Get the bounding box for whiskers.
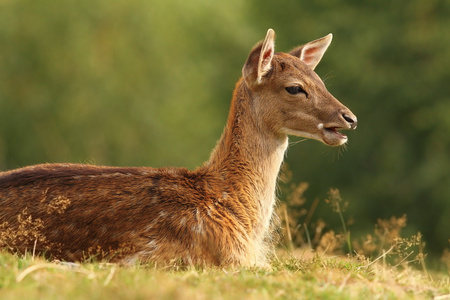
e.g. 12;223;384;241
337;143;348;160
288;138;309;147
320;142;349;161
322;71;335;84
287;138;349;161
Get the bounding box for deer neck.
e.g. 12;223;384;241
204;78;288;238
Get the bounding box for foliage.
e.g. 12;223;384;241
278;171;450;272
0;0;449;260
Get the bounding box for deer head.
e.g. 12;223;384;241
242;29;357;146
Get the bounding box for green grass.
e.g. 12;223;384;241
1;250;448;300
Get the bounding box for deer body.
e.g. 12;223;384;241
0;29;356;266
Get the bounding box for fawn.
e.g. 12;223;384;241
0;29;356;267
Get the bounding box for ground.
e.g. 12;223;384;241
0;249;448;300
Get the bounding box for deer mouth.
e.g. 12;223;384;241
322;126;348;146
280;125;350;147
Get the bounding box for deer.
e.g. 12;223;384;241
0;29;357;267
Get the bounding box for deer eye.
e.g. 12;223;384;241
285;86;307;96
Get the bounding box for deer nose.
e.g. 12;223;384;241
342;113;357;130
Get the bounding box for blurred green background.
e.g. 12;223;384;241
1;0;449;263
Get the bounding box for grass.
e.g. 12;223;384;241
0;249;448;300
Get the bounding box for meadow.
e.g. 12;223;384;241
0;248;448;300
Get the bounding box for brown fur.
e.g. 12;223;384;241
0;29;356;266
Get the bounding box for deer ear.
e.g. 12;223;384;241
289;33;332;70
243;29;275;85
